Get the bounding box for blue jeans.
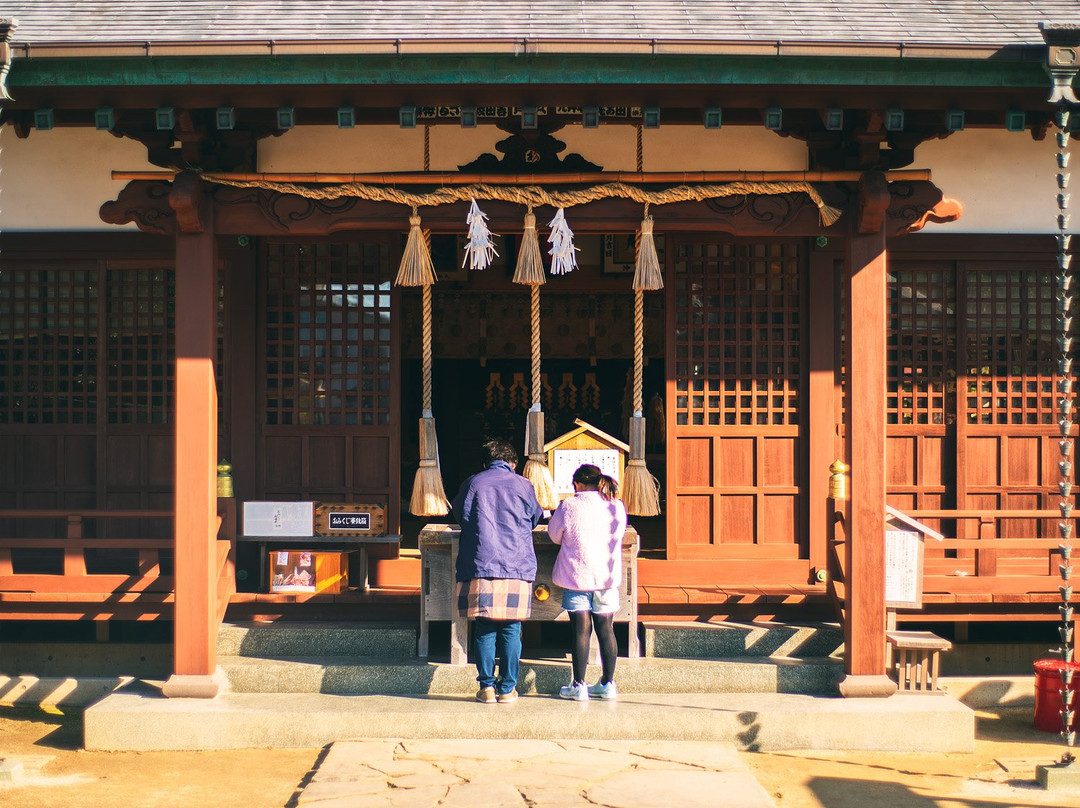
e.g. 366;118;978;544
473;617;522;695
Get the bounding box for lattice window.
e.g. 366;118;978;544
264;241;392;426
0;268;99;424
964;267;1065;425
673;241;802;426
887;268;957;425
104;268;175;425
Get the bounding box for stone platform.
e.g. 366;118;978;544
83;687;975;753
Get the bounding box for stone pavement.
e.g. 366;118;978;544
296;738;776;808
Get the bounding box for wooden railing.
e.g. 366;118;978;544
0;499;236;622
829;503;1071;625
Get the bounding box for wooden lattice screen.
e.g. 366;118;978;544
886;267;957;426
673;242;802;427
964;266;1059;425
264;242;393;426
0;267;100;424
104;268;175;425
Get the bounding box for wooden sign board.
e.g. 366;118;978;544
313;502;386;537
884;529;925;609
544;419;629;501
883;506;942;609
242;501;314;537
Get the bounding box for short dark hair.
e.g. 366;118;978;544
482;438;518;467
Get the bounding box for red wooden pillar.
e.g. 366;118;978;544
839;172;897;698
162;175;224;698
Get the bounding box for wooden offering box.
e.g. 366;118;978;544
418;523;640;664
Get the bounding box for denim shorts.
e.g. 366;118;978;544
561;587;620;615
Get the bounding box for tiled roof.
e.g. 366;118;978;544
2;1;1077;47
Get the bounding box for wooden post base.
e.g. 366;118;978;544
162;669;229;699
838;674;898;699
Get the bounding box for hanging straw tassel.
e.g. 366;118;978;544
463;198;498;270
395;207;437;287
520;288;559;510
632;207;664;292
622;210;663;516
395;219;449;516
547;208;578;276
408;282;450;516
513;208;545;285
514;235;559;510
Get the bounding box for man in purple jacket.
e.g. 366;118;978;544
452;438;542;704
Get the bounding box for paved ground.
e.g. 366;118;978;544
2;705;1080;807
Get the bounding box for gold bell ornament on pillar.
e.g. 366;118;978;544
217;461;234;498
828;460;848;500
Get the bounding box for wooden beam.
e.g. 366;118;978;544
113;169;934;184
162;205;224;699
839;172;895;698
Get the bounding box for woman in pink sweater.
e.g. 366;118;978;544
548;463;628;700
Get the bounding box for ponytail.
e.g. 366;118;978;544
572;463;620;501
596;473;619;501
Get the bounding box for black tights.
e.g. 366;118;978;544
570;610;617;684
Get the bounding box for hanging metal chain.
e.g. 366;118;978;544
1055;103;1076;765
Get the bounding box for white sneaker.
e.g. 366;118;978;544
588;681;618;700
559;681;589;701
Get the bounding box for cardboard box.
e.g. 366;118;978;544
268;550;348;594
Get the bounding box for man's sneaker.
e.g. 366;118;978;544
476;686;497;704
588;681;618;700
559;681;589;701
496;688;518;703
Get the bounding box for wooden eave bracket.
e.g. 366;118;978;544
856;171;891;234
897;196;963;235
168;171;207;234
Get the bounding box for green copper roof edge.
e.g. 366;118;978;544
6;53;1049;89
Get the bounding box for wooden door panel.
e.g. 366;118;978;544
675;436;713;488
762;436;798;487
717;437;754;487
719;495;755;544
265;436;303;489
965;436;1001;487
763;494;799;544
308;436;347;489
675;495;713;546
353;435;393;489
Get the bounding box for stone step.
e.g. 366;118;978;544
220;655;844;696
217;621;417;659
83;689;976;753
644;621;844;660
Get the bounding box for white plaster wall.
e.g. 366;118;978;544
917;129;1060;235
257;122;808;173
258;125;505;172
0;127;155;231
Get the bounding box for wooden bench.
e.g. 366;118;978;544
0;500;236;627
886;629;952;692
